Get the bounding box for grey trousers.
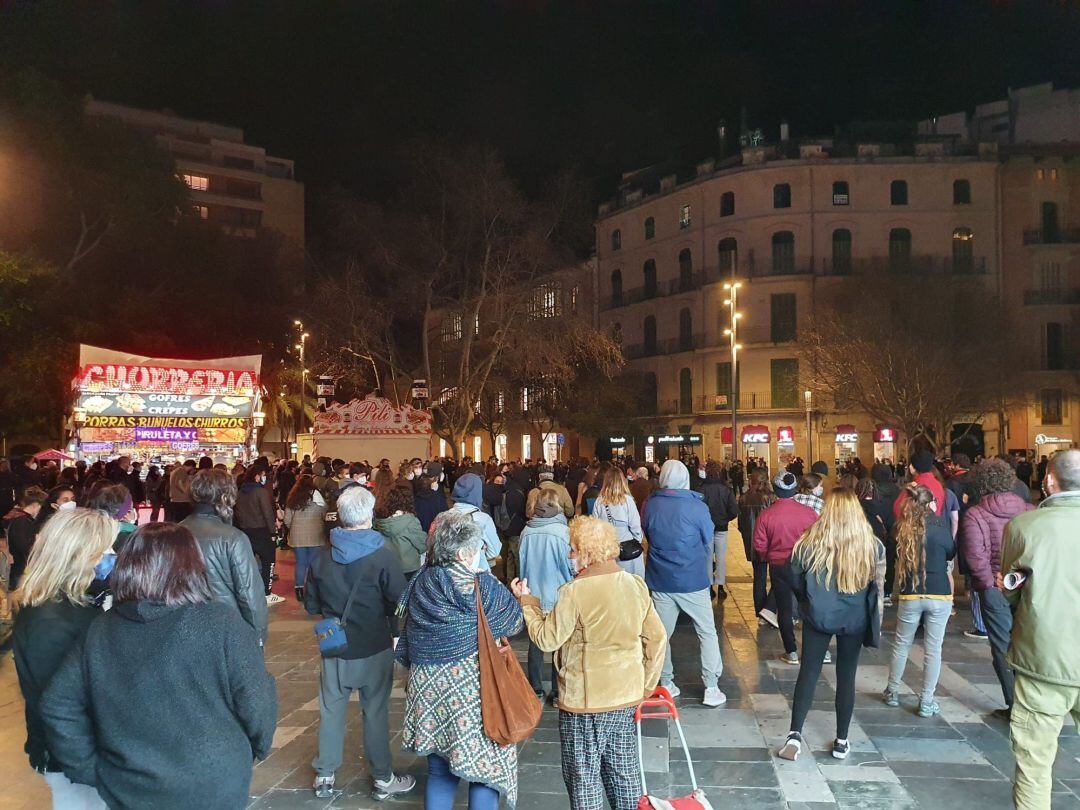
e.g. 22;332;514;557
651;588;723;688
711;530;728;585
312;648;394;780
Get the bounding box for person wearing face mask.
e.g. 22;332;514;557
3;486;48;591
14;456;44;498
13;507;117;809
414;473;447;534
235;467;281;602
36;485;77;532
84;482;138;554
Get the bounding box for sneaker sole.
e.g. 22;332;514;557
703;697;728;707
777;744;800;761
832;748;849;760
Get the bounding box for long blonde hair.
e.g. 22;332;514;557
598;465;631;505
792;487;877;594
894;484;935;593
13;508;117;609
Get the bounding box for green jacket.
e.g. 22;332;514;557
374;513;427;574
1001;492;1080;686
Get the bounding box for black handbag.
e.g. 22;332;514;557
863;579;881;649
596;502;644;562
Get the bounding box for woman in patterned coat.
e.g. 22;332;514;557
397;511;524;808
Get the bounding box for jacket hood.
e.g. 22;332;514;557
113;600;182;623
527;513;568;528
452;473;483;508
375;513;417;533
658;459;690;490
329;527;385;564
980;491;1029;518
651;487;703;502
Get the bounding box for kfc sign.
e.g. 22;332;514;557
874;427;896;443
777;426;795;444
835;424;859;443
741;425;771;443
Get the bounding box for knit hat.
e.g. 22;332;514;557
533;500;561;519
537;464;555;480
911;451;935;474
773;472;798;498
810;460;829;477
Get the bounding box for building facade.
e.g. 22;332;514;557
85;98;305;245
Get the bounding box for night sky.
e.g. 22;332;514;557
3;0;1079;200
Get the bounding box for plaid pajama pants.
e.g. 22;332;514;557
559;707;642;810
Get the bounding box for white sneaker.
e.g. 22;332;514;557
373;774;416;798
703;687;727;707
266;593;286;605
779;652;799;665
660;682;682;698
313;775;335;798
759;608;779;628
823;650;832;664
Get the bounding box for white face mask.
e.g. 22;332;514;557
431;482;439;491
569;557;580;576
698;469;706;479
357;475;368;485
56;500;77;511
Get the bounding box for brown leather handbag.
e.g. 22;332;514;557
475;580;542;746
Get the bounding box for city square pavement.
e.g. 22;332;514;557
3;529;1080;810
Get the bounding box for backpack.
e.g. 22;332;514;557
493;493;512;532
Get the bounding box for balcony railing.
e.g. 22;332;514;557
1024;288;1080;305
624;334;705;360
1023;227;1080;245
601;273;703;312
659;391;800;415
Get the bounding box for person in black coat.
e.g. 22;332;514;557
13;508;115;808
2;486;48;590
41;523;277;810
414;474;448;533
699;461;739;600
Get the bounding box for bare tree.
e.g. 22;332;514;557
801;273;1028;455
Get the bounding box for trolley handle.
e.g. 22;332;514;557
635;687;699;795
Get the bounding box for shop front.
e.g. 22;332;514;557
72;345;262;465
1035;432;1076;457
776;425;796;468
741;425;771;465
647;432;702;462
834;424;859;465
719;427;733;461
873;426;899;465
608;436;630;459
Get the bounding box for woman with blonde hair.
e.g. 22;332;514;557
883;484;955;718
778;487;884;762
12;508;117;808
512;516;666;810
591;464;645;576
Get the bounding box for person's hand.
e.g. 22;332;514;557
995;571;1004;590
510;578;531;599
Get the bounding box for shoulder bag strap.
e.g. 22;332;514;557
338;574;366;624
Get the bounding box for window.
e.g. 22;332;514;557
641;372;658;415
522;434;532;460
953;179;971;205
678;248;693;290
679;368;693;414
611;229;622;251
1045;323;1067;370
193;204;209;220
528;282;562;320
831;228;852;275
473;436;482;460
610;270;623;307
643;316;657;355
570;285;579;315
1040;389;1064;424
773;183;791;209
521;386;530;412
441;314;463;343
1037;168;1046;181
890;180;908;205
720;191;735;217
1042;202;1060;243
496;434;508;460
678;308;693;351
771;231;795;275
770;359;799;410
832;181;849;206
611;322;622;345
888;228;912;272
1051;168;1060;181
644;217;655;240
715;362;738;410
770;293;797;342
643;260;657;298
717;238;738;274
182;173;209;191
439;438;447;457
224;206;261;227
679;204;691;229
1039;261;1062;291
473;313;480;336
952;227;974;273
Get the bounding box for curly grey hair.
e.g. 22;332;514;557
430;511;483;566
189;469;238;522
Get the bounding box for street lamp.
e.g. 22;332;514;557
723;281;743;461
294;320;309;434
804;390;813;464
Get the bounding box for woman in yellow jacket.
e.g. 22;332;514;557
512;516;667;810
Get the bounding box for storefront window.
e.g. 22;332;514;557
834;425;858;464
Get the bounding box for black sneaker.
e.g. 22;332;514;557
778;731;803;761
294;586;305;602
832;739;850;760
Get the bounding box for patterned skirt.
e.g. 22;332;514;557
401;653;518;806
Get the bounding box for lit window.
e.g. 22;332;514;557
570;285;579;315
193;205;209;220
522;387;530;412
522;434;532;460
441;314;463;343
473;436;482;459
182;173;209;191
1051;168;1059;181
528;282;562;320
831;181;849;206
679;204;691;229
1036;169;1046;181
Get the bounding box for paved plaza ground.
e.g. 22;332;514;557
3;530;1080;810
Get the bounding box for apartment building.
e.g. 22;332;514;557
85;98;305;245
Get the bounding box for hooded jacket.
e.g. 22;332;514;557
641;461;714;593
444;474;501;567
961;491;1035;592
304;527;406;659
518;513;573;612
40;600;276;810
413;486;448;533
374;512;428;574
181;505;269;644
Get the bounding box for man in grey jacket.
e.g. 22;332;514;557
182;469;269;646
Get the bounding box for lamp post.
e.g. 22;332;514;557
294;320;309;436
804;389;813;464
72;406;87;459
723;281;743;461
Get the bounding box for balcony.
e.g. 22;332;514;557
746;257;815;278
659;391;799;415
624;334;705;360
1024;289;1080;305
1023;227;1080;246
602;273;704;312
821;255;988;276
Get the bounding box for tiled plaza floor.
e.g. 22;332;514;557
3;528;1079;809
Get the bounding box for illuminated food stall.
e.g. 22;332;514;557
308;394;432;463
71;345;263;464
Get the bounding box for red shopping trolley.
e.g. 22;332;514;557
635;687;716;810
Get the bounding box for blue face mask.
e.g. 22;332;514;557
94;553;117;581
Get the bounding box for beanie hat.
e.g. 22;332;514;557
773;472;798;498
537;464;555;480
810;460;829;477
912;451;935;474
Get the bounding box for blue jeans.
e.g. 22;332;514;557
294;546;319;589
426;754;499;809
887;597;952;704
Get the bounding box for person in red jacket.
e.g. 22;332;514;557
959;458;1034;718
753;474;823;664
893;451;944;521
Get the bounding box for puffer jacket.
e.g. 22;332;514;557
960;491;1034;591
374;512;427;574
180;505;269;644
520;560;667;713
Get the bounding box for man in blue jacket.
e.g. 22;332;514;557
643;459;725;707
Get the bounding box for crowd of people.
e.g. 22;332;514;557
1;444;1077;810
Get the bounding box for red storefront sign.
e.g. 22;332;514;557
835;424;858;443
741;425;771;443
874;427;897;443
721;427;733;444
77;364;258;397
777;426;795;444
